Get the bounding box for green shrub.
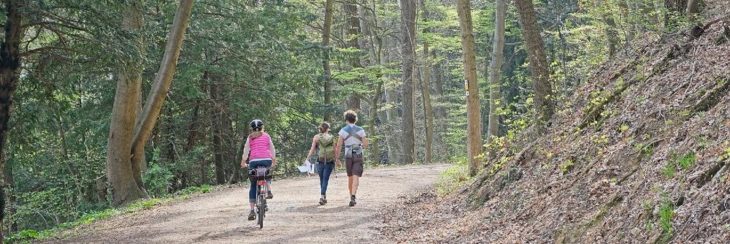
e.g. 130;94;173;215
677;152;696;170
662;163;676;178
559;159;575;175
435;157;471;196
658;199;674;242
143;162;174;197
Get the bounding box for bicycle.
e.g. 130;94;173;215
248;166;272;229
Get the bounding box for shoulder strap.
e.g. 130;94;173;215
343;126;363;143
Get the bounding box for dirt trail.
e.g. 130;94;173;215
45;164;448;244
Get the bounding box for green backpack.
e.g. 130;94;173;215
317;133;336;162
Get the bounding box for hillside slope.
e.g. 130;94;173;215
378;9;730;244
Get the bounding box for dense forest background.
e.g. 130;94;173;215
0;0;715;239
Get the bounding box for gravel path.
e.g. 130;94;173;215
45;164;448;244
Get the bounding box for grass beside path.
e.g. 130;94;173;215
7;185;213;243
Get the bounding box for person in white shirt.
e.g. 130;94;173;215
334;110;368;207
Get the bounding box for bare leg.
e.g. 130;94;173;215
351;175;360;196
348;176;354;195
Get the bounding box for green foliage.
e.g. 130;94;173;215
143;150;174;197
435;157;471;196
721;144;730;162
663;151;697;177
677;152;696;170
633;141;655;159
662;163;676;178
7;184;214;242
658;198;674;242
560;159;575;175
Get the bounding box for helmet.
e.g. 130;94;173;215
249;119;264;130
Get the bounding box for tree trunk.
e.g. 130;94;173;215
367;83;383;163
106;0;149;206
432;53;447;159
514;0;554;126
399;0;417;165
487;0;506;140
686;0;700;13
421;0;434;164
210;76;226;184
107;0;194;206
362;2;382;164
185;102;200;152
130;0;194;180
0;0;23;240
322;0;334;122
345;0;363;111
457;0;483;176
3;153;17;234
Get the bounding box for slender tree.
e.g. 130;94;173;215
514;0;554;125
399;0;417;165
421;0;434;164
345;0;363;111
487;0;506;140
456;0;483;176
322;0;334;122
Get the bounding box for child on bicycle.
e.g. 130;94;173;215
240;119;277;221
305;122;337;205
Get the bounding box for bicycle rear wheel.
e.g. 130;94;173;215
257;191;265;228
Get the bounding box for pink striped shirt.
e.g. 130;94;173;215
242;132;276;162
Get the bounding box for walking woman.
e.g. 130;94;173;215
305;122;337;205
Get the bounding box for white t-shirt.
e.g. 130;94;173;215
338;124;366;146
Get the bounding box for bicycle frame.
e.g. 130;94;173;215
250;166;271;229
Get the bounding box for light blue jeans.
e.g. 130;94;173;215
317;161;335;195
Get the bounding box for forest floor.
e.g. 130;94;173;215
41;164;448;244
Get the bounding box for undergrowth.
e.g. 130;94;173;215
7;185;212;243
435;156;472;196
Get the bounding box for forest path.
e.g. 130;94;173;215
47;164;448;244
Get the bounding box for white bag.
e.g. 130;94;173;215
297;159;312;173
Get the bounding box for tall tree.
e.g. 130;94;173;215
345;0;363;111
420;0;434;164
210;74;226;184
487;0;506;140
514;0;554;125
107;0;194;206
106;0;149;206
456;0;483;176
0;1;24;240
399;0;417;165
360;1;383;164
322;0;334;122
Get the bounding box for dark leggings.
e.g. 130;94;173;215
317;161;335;195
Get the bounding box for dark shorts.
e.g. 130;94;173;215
346;156;363;177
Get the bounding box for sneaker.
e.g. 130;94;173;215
319;197;327;205
267;191;273;199
247;210;256;220
349;196;356;207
